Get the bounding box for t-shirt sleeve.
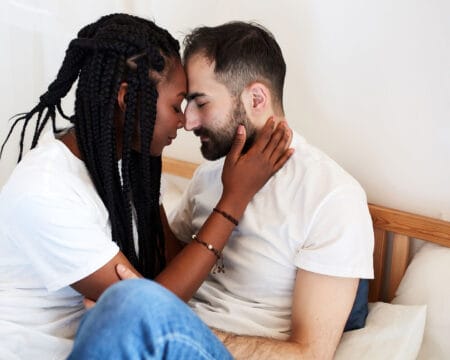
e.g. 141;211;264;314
295;185;374;279
9;193;119;292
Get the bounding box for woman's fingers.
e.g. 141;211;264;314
273;147;295;172
116;264;140;280
224;125;246;167
267;123;293;164
261;120;289;158
249;117;275;153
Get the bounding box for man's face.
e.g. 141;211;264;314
184;54;256;160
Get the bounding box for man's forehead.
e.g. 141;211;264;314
184;55;231;99
186;52;214;68
185;54;215;79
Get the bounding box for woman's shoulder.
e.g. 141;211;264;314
1;134;91;204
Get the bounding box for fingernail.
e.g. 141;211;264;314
237;125;244;134
117;264;125;273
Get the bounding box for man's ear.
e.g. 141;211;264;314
241;82;270;115
117;82;128;111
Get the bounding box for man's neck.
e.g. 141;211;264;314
253;111;286;132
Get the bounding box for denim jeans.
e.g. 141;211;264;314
68;279;232;360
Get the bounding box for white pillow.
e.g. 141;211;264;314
334;302;426;360
392;242;450;359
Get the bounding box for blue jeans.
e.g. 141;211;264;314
68;279;232;359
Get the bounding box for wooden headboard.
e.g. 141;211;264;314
162;156;450;303
368;204;450;302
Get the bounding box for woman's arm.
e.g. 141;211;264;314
155;119;293;301
71;251;142;301
72;119;291;303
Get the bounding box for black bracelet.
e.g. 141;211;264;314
213;207;239;226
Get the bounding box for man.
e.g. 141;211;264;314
74;21;373;359
166;21;374;359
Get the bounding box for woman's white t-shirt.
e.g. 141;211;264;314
0;132;119;359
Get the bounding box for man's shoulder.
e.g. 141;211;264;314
290;131;362;189
192;158;224;182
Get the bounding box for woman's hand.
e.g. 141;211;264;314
82;264;140;310
153;118;292;302
116;263;140;280
221;117;293;208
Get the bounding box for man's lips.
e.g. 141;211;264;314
194;129;210;142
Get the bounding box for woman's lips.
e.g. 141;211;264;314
167;135;177;145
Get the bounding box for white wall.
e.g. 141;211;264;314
152;0;450;220
0;0;148;186
1;0;449;220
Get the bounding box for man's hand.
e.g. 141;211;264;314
83;297;96;310
211;328;229;342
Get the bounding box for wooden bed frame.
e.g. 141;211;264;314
162;156;450;303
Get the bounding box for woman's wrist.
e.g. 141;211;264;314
216;194;249;222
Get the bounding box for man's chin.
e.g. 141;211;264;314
200;147;222;161
200;143;229;161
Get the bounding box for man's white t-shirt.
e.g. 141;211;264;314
0;132;119;359
169;131;374;340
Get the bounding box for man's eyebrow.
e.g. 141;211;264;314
185;92;206;101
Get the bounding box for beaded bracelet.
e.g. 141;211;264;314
213;207;239;226
192;234;225;273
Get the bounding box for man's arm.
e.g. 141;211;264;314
210;269;358;360
211;328;307;360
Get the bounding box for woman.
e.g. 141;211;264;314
0;13;292;359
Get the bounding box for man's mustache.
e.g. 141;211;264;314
194;128;213;138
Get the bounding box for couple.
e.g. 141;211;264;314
0;13;373;360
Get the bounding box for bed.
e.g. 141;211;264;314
161;156;450;359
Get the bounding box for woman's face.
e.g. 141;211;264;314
149;60;187;156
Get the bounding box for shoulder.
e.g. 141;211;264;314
193;158;224;178
187;158;224;192
269;131;368;231
287;131;365;197
1;134;99;219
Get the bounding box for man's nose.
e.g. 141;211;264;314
184;102;201;131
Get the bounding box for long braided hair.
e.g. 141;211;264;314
0;14;180;278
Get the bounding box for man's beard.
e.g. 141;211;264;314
194;101;257;161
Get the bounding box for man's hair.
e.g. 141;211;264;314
183;21;286;114
0;13;180;279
